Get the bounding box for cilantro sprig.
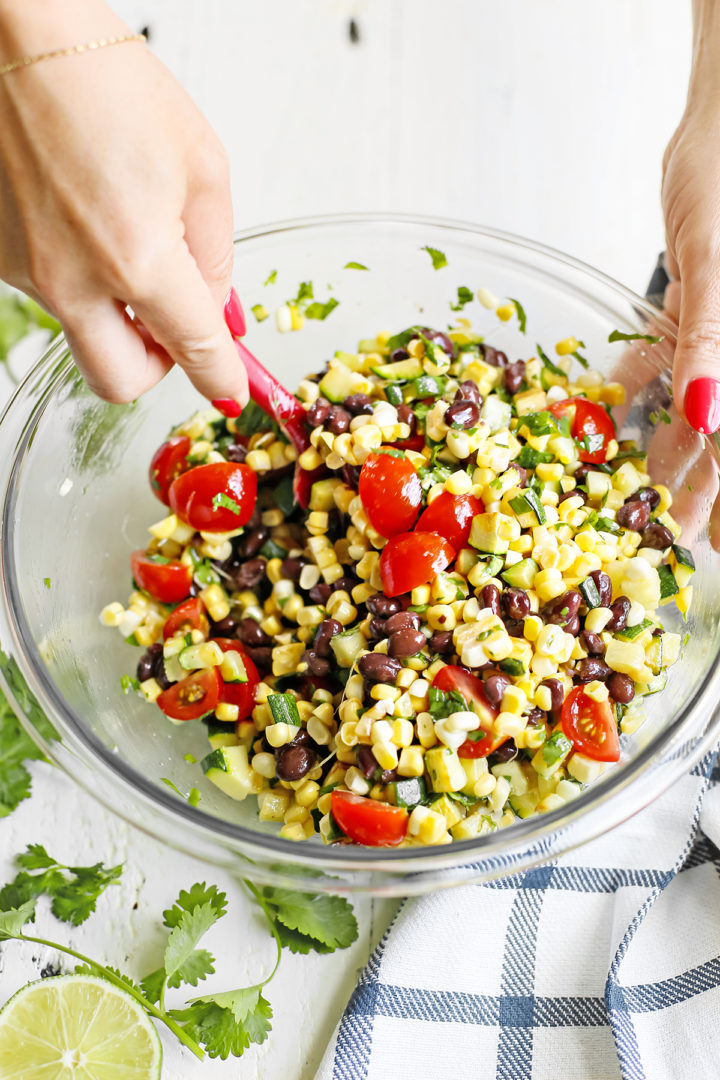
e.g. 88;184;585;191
0;651;58;817
422;246;448;270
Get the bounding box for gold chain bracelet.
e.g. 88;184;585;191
0;33;147;78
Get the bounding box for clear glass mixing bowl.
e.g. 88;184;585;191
1;214;719;896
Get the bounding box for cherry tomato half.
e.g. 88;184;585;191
432;666;505;759
213;638;260;720
549;397;616;464
416;490;484;551
157;668;221;722
162;598;209;642
561;685;620;762
330;790;408;847
149;436;191;505
379;531;455;597
130;551;192;604
359;450;422;538
169;461;258;533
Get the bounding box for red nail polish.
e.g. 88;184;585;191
684;377;720;434
224;288;246;338
212;397;243;419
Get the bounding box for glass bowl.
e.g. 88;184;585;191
1;214;719;897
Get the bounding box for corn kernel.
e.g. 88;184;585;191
416;711;437;748
215;702;240;723
100;601;125;627
397;746;425;777
408;805;447;844
391;718;414;747
372;740;399;770
251;752;276;778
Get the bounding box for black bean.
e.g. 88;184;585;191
380;769;398;784
574;463;599;482
224;442;247;463
640;522;674;550
415;327;456;358
308;583;332;605
307;398;331;427
136;643;161;683
280;557;305;582
388;628;426;658
242;528;269;558
542;678;564;715
481;583;501;617
429;631;454;655
237;617;271;647
366;595;402;617
325;406;351;435
526;707;546;727
302;650;330;677
490;739;518;764
576;657;612;682
607;671;635;704
605;596;630;633
331;575;358;594
385;611;421;634
314;618;342;658
483;672;511;707
580;630;605;656
505;619;526;637
357;653;401;684
511;464;527;488
244;645;272;673
503;588;531;620
482;345;508;368
368;616;389;640
396;404;417;434
210;615;238;637
342;463;361;489
343;393;373;415
616;500;651;532
152;650;173;690
356;745;378;779
636;486;661;510
458;379;482;404
543;590;582;631
390;347;410;363
444;400;481;429
232;557;267;589
559;488;587;505
589;570;613;607
275;743;318;782
504;360;526;393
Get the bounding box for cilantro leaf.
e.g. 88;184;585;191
258;887;358;951
232;400;281;439
608;329;663;344
305;298;339;321
428;685;468;720
421;246;448;270
572;349;589;369
344;261;369;270
536;343;566;378
450;286;474;312
15;843;55;870
140;967;167;1006
164;901;223;983
264;269;277;286
0;653;58;817
0;847;121;926
508;298;527;334
172;989;273;1059
0;900;36;939
212;492;242;515
163;882;228;928
167;948;215;990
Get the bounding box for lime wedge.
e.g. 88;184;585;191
0;973;162;1079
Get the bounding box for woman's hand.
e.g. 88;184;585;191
0;0;247;407
662;0;720;435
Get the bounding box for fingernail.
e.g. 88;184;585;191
684;377;720;434
212;397;243;419
224;288;246;338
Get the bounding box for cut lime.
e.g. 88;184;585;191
0;973;162;1079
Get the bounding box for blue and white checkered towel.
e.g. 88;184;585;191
319;753;720;1080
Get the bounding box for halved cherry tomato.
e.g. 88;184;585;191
331;790;408;846
130;551;192;604
157;668;221;722
213;638;260;720
379;531;454;597
432;666;505;759
561;685;620;761
149;436;191;505
416;490;484;551
162;598;209;642
359;450;422;537
169;461;257;532
549;397;615;464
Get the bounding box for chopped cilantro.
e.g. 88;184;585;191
450;286;474;312
43;577;51;589
264;269;277;286
536;343;566;378
608;329;663;344
305;298;339;321
212;492;242;515
428;685;468;720
422;246;448;270
250;304;268;323
344;262;369;271
120;675;140;695
508;298;527;334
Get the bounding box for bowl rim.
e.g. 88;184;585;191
2;211;718;876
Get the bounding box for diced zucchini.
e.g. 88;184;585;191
200;745;262;800
586;472;612;500
481;396;512;433
501;558;539;589
309;478;343;511
579;576;601;609
429;793;465;828
657;564;679;600
671;543;695;570
451;812;497;839
605;638;653;683
267;692;302;727
469;512;514;555
394;776;427;809
319;363;363;403
334;349;365;372
205;718;240;749
370;357;423;380
498;657;526;676
676;585;693;619
491;759;529;795
406;374;446;400
509;490;546;526
384;383;405;406
509;790;541;818
531;731;572;778
616;618;654;641
220;650;248;683
330;628;365;668
567;753;607;784
672;564;694;589
425;747;466;792
178;641;223;671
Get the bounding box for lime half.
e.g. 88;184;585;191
0;973;162;1079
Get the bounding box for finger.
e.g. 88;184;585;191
129;239;249;407
61;298;173;403
672;252;720;433
183;166;234;310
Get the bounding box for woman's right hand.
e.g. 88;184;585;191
0;0;248;407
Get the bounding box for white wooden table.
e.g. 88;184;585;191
0;2;692;1076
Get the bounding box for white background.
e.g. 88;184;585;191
0;2;694;1078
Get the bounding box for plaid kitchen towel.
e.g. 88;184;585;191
318;752;720;1080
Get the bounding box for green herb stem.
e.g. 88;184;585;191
242;881;283;985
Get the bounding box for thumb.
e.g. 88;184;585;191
130;238;249;409
673;254;720;434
